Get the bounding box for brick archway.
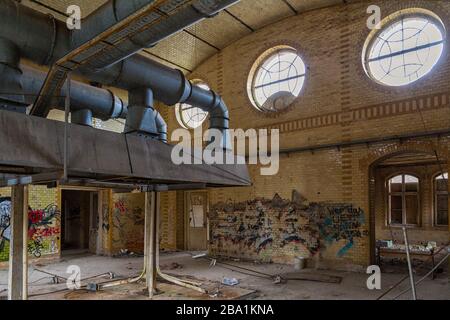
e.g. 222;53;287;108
362;139;448;264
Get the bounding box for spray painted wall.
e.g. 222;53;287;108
111;192;145;254
209;192;368;265
0;186;60;262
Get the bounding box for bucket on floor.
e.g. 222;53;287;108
294;257;306;270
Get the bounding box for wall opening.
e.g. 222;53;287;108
185;191;208;251
369;151;449;270
61;190;98;254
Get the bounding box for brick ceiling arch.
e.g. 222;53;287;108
21;0;355;74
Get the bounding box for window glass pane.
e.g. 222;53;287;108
252;49;306;112
390;195;403;224
405;195;418;225
364;13;445;86
389;175;403;192
436;173;448;192
436;194;448;225
405;175;419;192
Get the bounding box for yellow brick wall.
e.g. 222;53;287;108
0;186;59;265
159;0;450;270
375;164;449;245
160;191;178;251
110;192;145;254
3;0;450;269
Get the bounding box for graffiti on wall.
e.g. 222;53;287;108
0;198;60;261
0;198;11;261
27;204;60;258
102;203;110;232
114;199;127;215
210;192;368;261
111;194;145;254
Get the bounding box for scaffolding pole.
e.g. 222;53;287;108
402;227;417;300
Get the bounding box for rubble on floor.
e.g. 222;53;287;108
0;252;448;300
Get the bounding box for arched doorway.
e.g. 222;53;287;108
368;151;448;267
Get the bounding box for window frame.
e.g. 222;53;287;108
362;10;446;87
386;173;421;227
433;172;449;227
250;47;306;112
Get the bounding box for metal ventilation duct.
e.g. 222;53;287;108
20;65;127;121
9;64;169;141
0;0;237;148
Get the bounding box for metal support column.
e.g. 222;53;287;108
63;72;71;182
145;191;157;298
7;185;28;300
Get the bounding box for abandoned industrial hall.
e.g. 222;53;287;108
0;0;448;302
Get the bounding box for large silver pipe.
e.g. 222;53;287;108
0;0;236;74
20;65;127;121
21;65;169;139
0;0;233;147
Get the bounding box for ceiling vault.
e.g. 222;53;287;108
20;0;353;74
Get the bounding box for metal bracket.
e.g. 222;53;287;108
0;171;64;188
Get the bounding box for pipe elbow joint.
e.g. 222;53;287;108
208;91;229;130
154;110;168;143
107;89;127;120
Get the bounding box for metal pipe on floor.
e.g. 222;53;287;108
376;241;450;300
393;252;449;300
402;227;417;300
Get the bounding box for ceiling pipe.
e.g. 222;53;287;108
89;56;231;148
21;64;168;138
20;65;127;122
0;64;168;139
0;38;24;110
0;0;234;148
0;0;238;67
76;0;240;72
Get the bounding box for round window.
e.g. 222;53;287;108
363;10;445;87
249;47;306;112
175;82;210;129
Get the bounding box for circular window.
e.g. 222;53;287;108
363;9;445;87
249;47;306;112
176;81;210;129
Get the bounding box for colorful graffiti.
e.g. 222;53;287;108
114;199;127;215
0;198;60;261
27;204;60;258
102;203;110;232
111;194;145;254
320;205;366;257
0;197;11;261
210;193;368;261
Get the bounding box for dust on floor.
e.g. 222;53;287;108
0;252;448;300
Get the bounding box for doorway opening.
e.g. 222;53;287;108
61;190;99;255
185;191;208;251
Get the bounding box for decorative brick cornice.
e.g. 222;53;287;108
249;91;450;134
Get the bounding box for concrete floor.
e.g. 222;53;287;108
0;252;448;300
